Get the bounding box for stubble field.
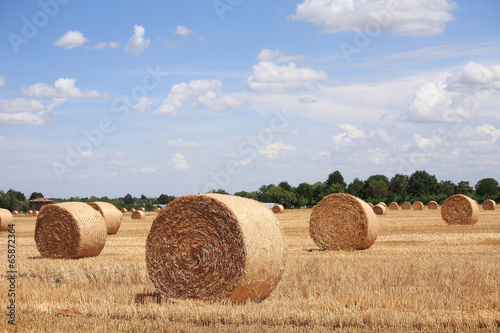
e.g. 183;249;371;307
1;206;499;332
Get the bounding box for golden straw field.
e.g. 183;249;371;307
1;207;500;332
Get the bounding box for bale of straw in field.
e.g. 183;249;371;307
131;210;145;219
154;207;161;213
388;202;399;210
309;193;378;251
28;210;33;215
412;201;424;210
482;199;496;210
130;208;136;213
12;210;18;216
32;211;39;217
140;207;146;212
272;204;284;213
377;202;387;207
367;202;374;207
35;202;107;259
441;194;479;225
87;201;123;235
120;208;128;213
428;201;439;209
146;193;286;303
0;208;14;231
373;204;387;215
401;202;412;210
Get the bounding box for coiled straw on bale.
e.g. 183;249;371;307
132;211;145;219
441;194;479;225
146;193;286;303
482;199;496;210
428;201;439;209
0;208;14;231
412;201;424;210
388;202;399;210
272;205;284;213
87;202;123;235
35;202;107;259
401;202;412;210
373;204;387;215
309;193;378;251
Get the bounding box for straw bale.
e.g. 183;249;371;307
146;193;286;303
130;208;136;212
87;201;123;235
482;199;496;210
28;210;33;215
154;207;161;213
412;201;424;210
32;211;39;217
0;208;14;231
272;205;284;213
441;194;479;225
35;202;106;259
401;202;412;210
131;210;145;219
367;202;374;207
309;193;378;251
388;202;399;210
120;208;128;213
373;204;387;215
428;201;439;209
140;207;146;212
12;210;18;216
377;202;387;207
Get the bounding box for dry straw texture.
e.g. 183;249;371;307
412;201;424;210
0;208;14;231
377;202;387;207
12;210;19;215
373;204;387;215
130;208;136;213
32;211;39;217
120;208;128;213
367;202;374;207
35;202;107;259
28;210;33;214
154;207;161;213
139;207;146;212
482;199;496;210
441;194;479;225
401;202;412;210
309;193;378;251
146;193;286;303
428;201;439;209
87;202;123;235
388;202;399;210
131;211;145;219
272;205;284;213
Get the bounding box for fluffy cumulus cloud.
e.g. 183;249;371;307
153;79;247;115
167;153;189;170
289;0;457;37
166;139;204;148
93;41;120;49
21;78;108;99
0;98;64;125
132;97;153;114
173;25;194;36
125;25;150;55
256;141;296;159
332;124;366;144
256;48;306;63
54;30;88;49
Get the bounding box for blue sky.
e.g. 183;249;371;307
1;0;499;198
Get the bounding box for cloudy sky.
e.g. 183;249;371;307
1;0;499;198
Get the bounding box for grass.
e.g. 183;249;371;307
1;208;499;332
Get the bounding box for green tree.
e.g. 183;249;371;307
157;194;176;205
325;171;346;189
475;178;499;197
123;194;134;205
29;192;44;200
346;178;364;198
326;183;345;195
264;186;297;208
296;182;313;207
278;181;292;192
312;181;326;205
408;170;438;197
368;180;389;199
456;181;473;195
389;174;409;197
438;180;455;197
209;189;229;194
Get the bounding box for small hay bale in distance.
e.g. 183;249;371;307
146;193;286;303
131;210;145;219
87;201;123;235
377;202;387;207
139;207;146;212
482;199;496;210
373;204;387;215
309;193;379;251
35;202;107;259
401;202;412;210
32;211;39;217
367;202;374;207
0;208;14;231
154;207;161;213
12;210;18;216
130;208;136;213
412;201;424;210
388;202;399;210
428;201;439;209
120;208;128;213
441;194;479;225
28;210;33;215
272;204;284;213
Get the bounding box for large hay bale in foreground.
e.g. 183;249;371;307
131;211;145;219
373;204;387;215
35;202;107;259
0;208;14;231
412;201;424;210
401;202;412;210
482;199;496;210
309;193;378;251
388;202;399;210
87;202;123;235
146;194;286;303
441;194;479;225
428;201;439;209
272;205;284;213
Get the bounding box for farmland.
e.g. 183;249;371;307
1;207;499;332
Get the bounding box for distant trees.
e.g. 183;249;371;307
475;178;499;198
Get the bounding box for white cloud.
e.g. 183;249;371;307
307;151;331;161
132;97;152;114
167;153;189;170
0;98;64;125
166;139;204;149
129;166;160;174
368;148;388;165
332;124;366;144
21;78;108;99
256;48;306;63
174;25;194;36
256;141;296;159
0;75;5;87
289;0;457;37
370;129;396;143
94;41;120;49
54;30;88;49
125;25;150;55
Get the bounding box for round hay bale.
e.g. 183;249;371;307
131;210;145;219
441;194;479;225
373;204;387;215
401;202;412;210
28;210;33;215
139;207;146;212
130;208;136;213
309;193;378;251
412;201;424;210
0;208;14;232
120;208;128;213
428;201;439;209
87;202;123;235
377;202;387;207
154;207;161;213
482;199;496;210
35;202;106;259
388;202;399;210
146;193;286;303
12;210;19;216
367;202;374;207
32;211;39;217
272;205;284;213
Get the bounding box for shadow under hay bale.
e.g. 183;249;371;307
441;194;479;225
87;201;123;235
